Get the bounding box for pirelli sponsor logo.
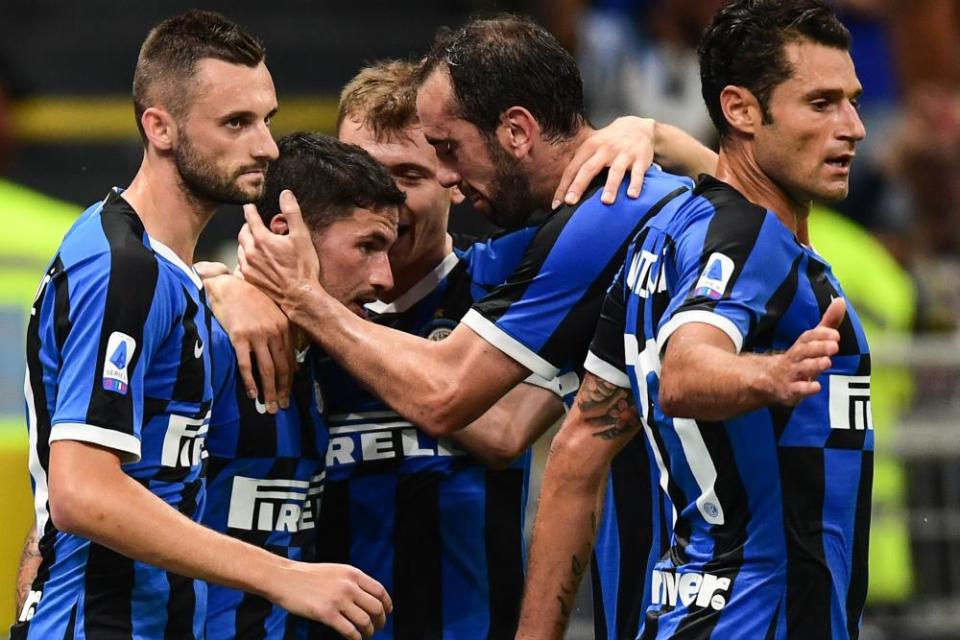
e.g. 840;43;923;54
828;375;872;431
651;568;731;611
326;411;466;467
227;474;324;533
161;412;210;468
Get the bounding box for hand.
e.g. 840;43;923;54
768;297;846;405
205;274;294;412
552;116;655;208
238;190;321;309
193;261;232;280
271;562;392;640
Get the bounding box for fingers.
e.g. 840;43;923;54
251;340;278;414
627;158;647;198
243;203;267;232
279;190;309;237
326;615;362;640
601;154;631;204
268;330;293;410
818;297;846;330
357;572;392;614
342;603;376;639
553;143;593;209
234;342;259;400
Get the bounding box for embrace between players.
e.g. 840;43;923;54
15;1;872;639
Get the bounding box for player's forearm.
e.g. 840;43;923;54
15;525;41;614
450;383;563;469
653;121;719;178
659;342;778;420
285;283;514;436
49;447;290;600
517;438;606;639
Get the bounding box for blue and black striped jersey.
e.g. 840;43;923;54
586;176;873;639
312;225;572;640
15;189;213;639
461;167;693;640
202;320;326;640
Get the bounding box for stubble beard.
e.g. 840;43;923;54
174;132;266;206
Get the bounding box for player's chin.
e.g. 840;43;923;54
347;301;369;318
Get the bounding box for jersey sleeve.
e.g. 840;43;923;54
656;203;797;354
584;261;631;388
49;249;173;463
462;175;684;380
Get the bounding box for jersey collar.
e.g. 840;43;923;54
365;252;460;314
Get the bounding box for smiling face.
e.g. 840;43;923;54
416;68;535;229
338;117;451;274
312;206;398;317
753;39;865;204
174;58;279;204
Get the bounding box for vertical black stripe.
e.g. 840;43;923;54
393;472;442;640
61;602;77;640
748;255;802;353
484;468;524;639
590;555;608;640
612;437;653;638
671;420;749;639
163;572;196;640
235;593;271;640
83;542;135;638
540;188;691;369
164;477;203;639
236;357;279;458
51;257;72;352
845;450;873;640
311;481;354;640
763;599;782;640
171;289;205;404
85;208;158;432
778;447;831;639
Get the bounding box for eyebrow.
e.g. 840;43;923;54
220;106;279;121
803;87;863;101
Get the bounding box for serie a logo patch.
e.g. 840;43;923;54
102;331;137;394
695;252;735;300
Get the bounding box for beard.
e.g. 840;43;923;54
482;136;540;230
174;133;267;206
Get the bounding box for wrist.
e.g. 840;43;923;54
281;280;330;324
748;353;781;404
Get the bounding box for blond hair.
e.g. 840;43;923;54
337;59;419;142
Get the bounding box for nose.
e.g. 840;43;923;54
253;122;280;162
839;100;866;143
436;162;462;189
370;252;394;294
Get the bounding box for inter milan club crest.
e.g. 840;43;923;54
423;318;457;342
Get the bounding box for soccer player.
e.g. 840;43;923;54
236;16;700;639
14;11;389;640
518;1;871;638
203;133;403;639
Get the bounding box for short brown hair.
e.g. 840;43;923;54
337;59;419;142
132;10;265;143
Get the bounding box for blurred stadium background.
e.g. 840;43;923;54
1;1;958;638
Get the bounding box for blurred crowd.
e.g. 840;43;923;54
542;0;960;336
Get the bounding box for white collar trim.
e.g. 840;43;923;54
150;237;203;290
365;252;460;314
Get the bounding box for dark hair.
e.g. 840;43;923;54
133;10;265;142
417;14;586;142
698;0;851;138
257;133;405;232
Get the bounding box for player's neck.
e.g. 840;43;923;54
716;143;811;244
380;233;454;303
123;154;218;265
534;124;595;211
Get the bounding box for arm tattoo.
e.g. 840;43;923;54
578;374;640;440
15;527;41;614
554;513;597;633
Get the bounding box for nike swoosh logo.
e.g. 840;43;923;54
254;398;267;415
194;340;204;359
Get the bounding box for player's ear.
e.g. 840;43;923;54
141;107;177;151
720;85;761;136
498;106;538;160
269;213;289;235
